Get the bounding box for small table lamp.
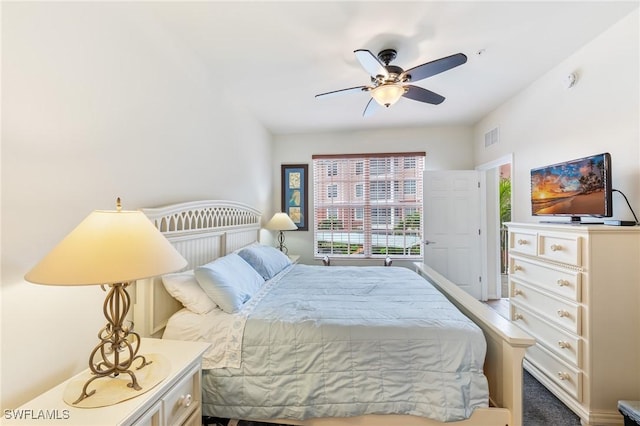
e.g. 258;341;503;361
265;212;298;254
24;198;187;407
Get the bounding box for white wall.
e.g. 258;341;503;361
272;126;475;266
473;10;639;223
1;3;272;409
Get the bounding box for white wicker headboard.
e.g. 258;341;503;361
133;200;261;337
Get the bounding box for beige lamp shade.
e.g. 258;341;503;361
25;209;187;286
371;84;405;107
265;212;298;231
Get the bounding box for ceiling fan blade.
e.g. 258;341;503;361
354;49;389;78
403;85;445;105
401;53;467;82
315;86;368;98
362;97;380;117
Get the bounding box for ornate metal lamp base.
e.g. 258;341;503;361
63;353;170;408
68;282;166;406
277;231;289;254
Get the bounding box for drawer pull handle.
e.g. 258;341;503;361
557;279;570;287
513;265;523;272
517;239;528;245
512;288;523;296
557;372;570;381
557;310;570;318
558;341;571;349
513;313;524;321
550;244;563;252
179;394;193;408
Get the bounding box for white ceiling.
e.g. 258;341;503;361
140;1;638;135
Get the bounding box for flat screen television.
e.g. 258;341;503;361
531;152;612;223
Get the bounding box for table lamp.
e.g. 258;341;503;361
265;212;297;254
24;198;187;407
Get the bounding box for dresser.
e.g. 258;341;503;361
6;338;210;426
506;222;640;425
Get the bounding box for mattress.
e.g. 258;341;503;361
166;264;489;422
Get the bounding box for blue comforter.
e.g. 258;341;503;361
202;265;489;422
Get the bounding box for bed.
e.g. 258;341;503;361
133;200;534;426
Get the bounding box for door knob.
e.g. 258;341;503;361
423;240;437;245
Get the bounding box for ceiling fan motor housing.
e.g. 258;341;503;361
377;49;397;65
371;64;404;84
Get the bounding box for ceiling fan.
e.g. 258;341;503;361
315;48;467;117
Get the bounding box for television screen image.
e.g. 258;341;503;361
531;152;612;220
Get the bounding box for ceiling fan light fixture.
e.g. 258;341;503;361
371;84;405;107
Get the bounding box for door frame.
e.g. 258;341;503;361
476;153;513;299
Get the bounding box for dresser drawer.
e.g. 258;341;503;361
510;255;581;301
510;279;581;335
511;301;580;367
509;229;537;256
526;343;582;402
163;365;200;425
538;232;581;267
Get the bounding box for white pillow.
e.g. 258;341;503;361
195;253;265;314
237;244;292;280
162;270;217;315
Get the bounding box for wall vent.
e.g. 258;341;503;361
484;127;499;147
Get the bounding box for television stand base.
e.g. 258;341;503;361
538;220;604;225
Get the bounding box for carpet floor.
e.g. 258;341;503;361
204;369;581;426
522;369;580;426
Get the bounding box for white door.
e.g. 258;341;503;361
423;171;484;299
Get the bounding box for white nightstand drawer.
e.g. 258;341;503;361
163;365;200;425
510;255;580;301
511;301;580;367
527;343;582;402
510;279;580;335
538;233;581;267
132;400;162;426
509;229;538;256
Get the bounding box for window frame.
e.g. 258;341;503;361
312;152;425;260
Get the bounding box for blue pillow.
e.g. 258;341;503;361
194;253;265;313
238;244;292;280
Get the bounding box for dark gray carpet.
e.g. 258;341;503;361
522;370;580;426
204;369;581;426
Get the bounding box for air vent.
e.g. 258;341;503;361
484;127;499;147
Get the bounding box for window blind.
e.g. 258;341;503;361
312;152;425;259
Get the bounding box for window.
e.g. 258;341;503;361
370;181;390;200
327;184;338;198
404;180;416;195
370;158;389;176
312;152;425;259
327;161;338;177
404;158;416;169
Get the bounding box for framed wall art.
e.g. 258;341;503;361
281;164;308;231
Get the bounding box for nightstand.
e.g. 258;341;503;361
6;338;210;426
